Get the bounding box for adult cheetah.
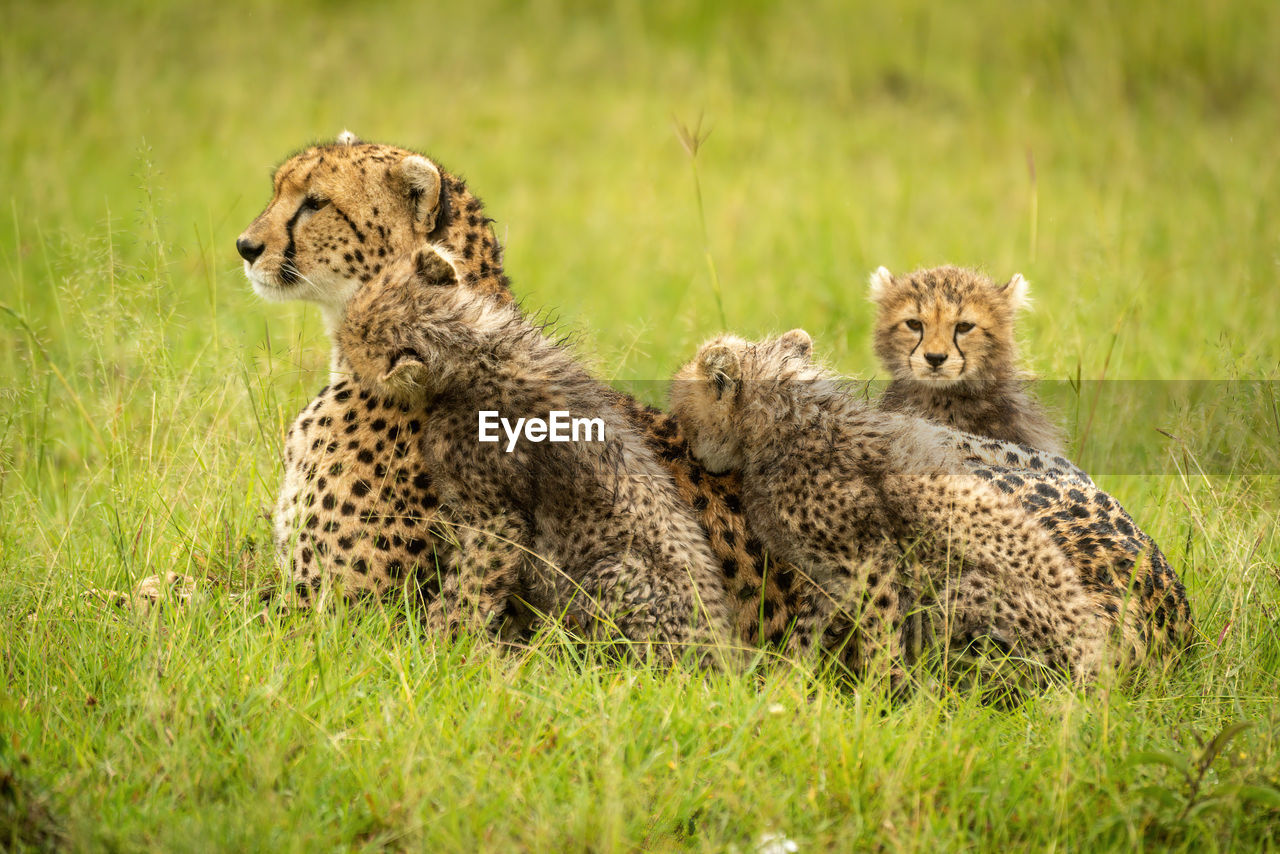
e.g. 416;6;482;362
239;133;797;645
239;133;513;605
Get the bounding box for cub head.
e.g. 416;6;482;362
669;329;814;473
869;265;1028;386
337;245;470;405
237;131;446;312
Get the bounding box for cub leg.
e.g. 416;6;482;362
424;510;527;637
564;552;737;670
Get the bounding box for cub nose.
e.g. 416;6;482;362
924;352;948;368
236;237;265;264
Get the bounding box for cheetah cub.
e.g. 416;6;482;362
670;330;1107;686
871;265;1065;456
337;246;736;667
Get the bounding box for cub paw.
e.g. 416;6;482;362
132;572;197;615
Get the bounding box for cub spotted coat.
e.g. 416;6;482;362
337;246;737;665
670;330;1108;685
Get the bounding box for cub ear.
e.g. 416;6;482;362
777;328;813;360
392;154;443;232
1000;273;1032;311
378;350;431;399
868;266;894;302
336;129;362;146
412;247;459;287
698;344;741;400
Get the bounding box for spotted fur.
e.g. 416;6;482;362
244;136;510;604
237;133;510;377
243;136;1192;677
871;265;1064;456
670;330;1109;686
335;246;736;665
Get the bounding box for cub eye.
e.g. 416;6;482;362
955;322;975;333
300;195;327;213
904;319;923;332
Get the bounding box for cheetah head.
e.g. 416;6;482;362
237;131;445;314
869;265;1027;386
669;329;814;474
337;245;509;406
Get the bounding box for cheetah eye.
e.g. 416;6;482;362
300;195;328;213
904;319;923;332
955;322;975;334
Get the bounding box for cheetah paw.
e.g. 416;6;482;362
131;572;198;615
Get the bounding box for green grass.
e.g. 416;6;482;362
2;0;1279;849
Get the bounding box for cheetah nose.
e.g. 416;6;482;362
924;352;948;368
236;237;265;264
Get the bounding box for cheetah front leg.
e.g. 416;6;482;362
796;538;909;692
758;475;910;687
424;510;527;638
558;552;737;670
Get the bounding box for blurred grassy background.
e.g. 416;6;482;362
5;0;1279;379
2;0;1278;849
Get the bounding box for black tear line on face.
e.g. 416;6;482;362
907;325;924;371
952;326;968;378
280;201;309;285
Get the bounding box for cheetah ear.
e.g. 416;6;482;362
1001;273;1032;311
412;247;459;287
336;129;362;146
393;154;444;233
379;350;431;399
868;266;894;302
778;328;813;360
699;344;741;400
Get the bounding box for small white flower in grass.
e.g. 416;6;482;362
767;702;785;715
757;831;798;854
